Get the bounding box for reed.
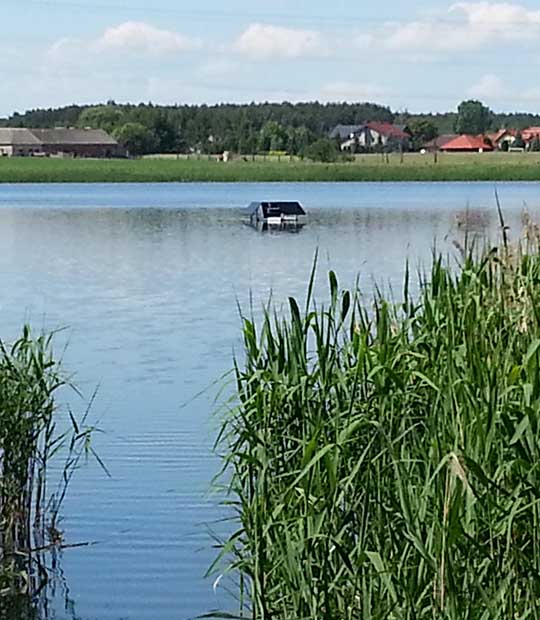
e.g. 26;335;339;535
0;327;97;615
214;224;540;619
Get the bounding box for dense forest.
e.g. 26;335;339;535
2;100;540;156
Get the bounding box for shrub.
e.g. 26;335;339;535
304;138;339;163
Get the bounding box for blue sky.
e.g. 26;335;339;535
2;0;540;116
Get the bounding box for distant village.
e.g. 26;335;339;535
1;121;540;159
329;123;540;154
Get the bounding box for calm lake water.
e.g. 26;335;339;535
1;181;540;620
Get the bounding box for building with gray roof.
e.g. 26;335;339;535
0;128;43;157
0;128;125;158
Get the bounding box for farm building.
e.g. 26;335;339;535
0;127;124;158
0;128;43;157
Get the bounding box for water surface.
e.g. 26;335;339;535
0;181;539;620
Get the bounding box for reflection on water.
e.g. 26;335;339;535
0;182;540;620
1;548;78;620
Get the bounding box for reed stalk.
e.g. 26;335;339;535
213;224;540;619
0;327;97;617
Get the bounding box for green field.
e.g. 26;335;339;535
2;152;540;182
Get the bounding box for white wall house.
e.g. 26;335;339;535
340;127;385;150
330;123;411;151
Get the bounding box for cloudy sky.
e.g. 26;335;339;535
2;0;540;116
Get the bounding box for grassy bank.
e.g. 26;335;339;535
2;152;540;182
215;232;540;618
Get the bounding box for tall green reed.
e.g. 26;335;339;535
0;326;98;615
213;228;540;619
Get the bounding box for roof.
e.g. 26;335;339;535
330;122;410;141
0;127;119;147
394;124;411;134
488;128;517;143
329;125;363;140
367;122;410;140
423;134;458;150
440;135;493;151
30;128;118;145
0;128;42;146
522;127;540;141
247;201;306;217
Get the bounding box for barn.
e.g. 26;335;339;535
31;128;124;158
0;128;43;157
0;127;125;158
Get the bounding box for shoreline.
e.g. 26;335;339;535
2;154;540;183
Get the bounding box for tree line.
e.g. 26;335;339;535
2;100;540;157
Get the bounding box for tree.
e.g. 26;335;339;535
455;100;493;135
514;132;525;149
150;112;179;153
286;126;313;155
258;121;288;152
408;119;438;150
305;138;339;163
78;106;124;133
113;123;157;156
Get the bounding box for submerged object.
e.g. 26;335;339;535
245;201;307;231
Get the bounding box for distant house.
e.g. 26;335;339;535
0;128;43;157
522;127;540;146
487;129;517;150
440;135;493;153
0;127;124;158
329;122;410;151
329;125;364;142
423;135;458;152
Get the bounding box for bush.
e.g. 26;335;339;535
304;138;339;163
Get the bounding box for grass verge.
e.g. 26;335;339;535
2;152;540;182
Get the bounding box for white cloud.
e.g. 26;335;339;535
453;2;540;39
234;23;327;58
468;74;505;98
46;37;86;64
46;22;198;65
95;21;198;55
384;20;477;52
381;2;540;52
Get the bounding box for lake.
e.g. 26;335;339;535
1;181;539;620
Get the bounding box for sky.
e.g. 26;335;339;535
2;0;540;117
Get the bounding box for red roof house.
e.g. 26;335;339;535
366;122;410;141
522;127;540;142
423;134;458;151
486;129;517;149
440;135;494;152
